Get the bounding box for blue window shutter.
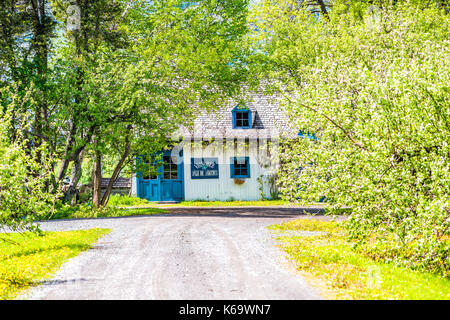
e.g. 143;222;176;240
246;156;251;178
230;157;235;178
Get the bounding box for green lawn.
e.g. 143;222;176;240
0;228;111;299
108;195;305;208
51;204;168;220
110;207;168;216
269;219;450;300
153;199;292;207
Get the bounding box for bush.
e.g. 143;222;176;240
107;194;151;207
254;1;450;276
0;115;59;233
51;204;122;220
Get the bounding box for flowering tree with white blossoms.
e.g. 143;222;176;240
250;0;449;276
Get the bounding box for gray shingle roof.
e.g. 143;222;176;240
101;177;131;189
177;92;296;139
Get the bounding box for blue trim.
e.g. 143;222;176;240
232;105;252;129
230;156;250;178
298;130;318;140
135;156;140;196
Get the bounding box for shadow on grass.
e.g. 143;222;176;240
36;277;99;286
1;243;92;260
34;207;350;222
152;207;330;219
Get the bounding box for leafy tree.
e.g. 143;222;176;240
0;1;63;233
51;0;250;206
0;0;59;162
251;0;449;276
0;105;59;233
47;0;134;201
0;0;251;235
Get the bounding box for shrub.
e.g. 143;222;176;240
0;115;59;233
254;1;450;276
51;204;122;220
107;194;151;207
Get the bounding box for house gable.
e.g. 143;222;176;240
177;91;297;140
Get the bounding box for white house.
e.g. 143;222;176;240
130;92;296;202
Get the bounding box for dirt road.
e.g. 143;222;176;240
24;208;325;300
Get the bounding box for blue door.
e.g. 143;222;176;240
138;149;184;202
138;180;160;202
160;151;184;202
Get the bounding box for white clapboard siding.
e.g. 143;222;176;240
183;140;273;201
131;139;276;201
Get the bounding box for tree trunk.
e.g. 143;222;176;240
54;124;95;195
62;148;85;204
57;121;77;181
316;0;330;17
92;148;102;207
31;0;50;165
100;127;132;206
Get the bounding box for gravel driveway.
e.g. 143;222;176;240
22;208;327;300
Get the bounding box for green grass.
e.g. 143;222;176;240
269;219;450;300
107;194;153;207
108;207;168;216
0;228;111;299
157;200;292;207
108;195;297;208
51;204;167;220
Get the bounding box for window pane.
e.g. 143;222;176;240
233;157;249;177
143;163;157;179
234;110;250;128
171;166;178;179
162;156;178;180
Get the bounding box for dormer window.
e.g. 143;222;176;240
232;105;252;129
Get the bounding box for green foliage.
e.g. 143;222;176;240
151;199;290;207
1;0;252;209
0;113;59;233
50;0;251;206
103;197;291;208
51;202;166;219
269;218;342;233
252;0;450;276
0;228;110;299
257;175;267;200
270;218;450;299
257;174;280;200
107;195;151;207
